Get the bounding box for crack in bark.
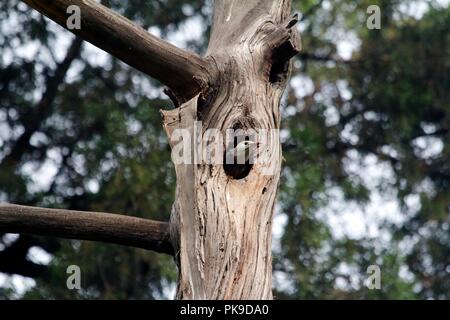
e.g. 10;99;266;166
11;0;302;300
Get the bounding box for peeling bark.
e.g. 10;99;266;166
162;0;300;300
11;0;301;300
22;0;213;103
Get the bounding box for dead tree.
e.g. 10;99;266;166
0;0;300;299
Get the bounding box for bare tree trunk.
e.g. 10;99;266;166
162;0;300;299
1;0;300;300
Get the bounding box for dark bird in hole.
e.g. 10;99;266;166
223;141;259;179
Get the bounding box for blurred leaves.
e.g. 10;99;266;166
0;0;449;299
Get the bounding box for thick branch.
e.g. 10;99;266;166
0;204;173;255
207;0;293;53
22;0;212;103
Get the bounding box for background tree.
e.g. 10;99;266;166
0;0;449;299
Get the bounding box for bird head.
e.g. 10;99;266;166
234;140;259;163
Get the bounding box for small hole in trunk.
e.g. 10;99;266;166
224;162;253;180
223;121;258;180
223;134;253;180
269;59;290;84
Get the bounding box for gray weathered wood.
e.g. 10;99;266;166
163;0;300;299
11;0;300;300
22;0;214;103
0;204;173;255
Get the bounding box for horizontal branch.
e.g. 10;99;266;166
22;0;213;103
0;204;173;255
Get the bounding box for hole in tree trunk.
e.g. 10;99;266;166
224;161;253;180
223;123;256;180
269;58;290;85
223;157;253;180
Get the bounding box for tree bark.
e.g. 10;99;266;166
162;0;300;299
9;0;300;300
22;0;214;103
0;37;83;168
0;204;172;255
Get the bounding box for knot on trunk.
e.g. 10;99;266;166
262;14;302;85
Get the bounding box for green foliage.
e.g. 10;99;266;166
276;0;449;299
0;0;448;299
